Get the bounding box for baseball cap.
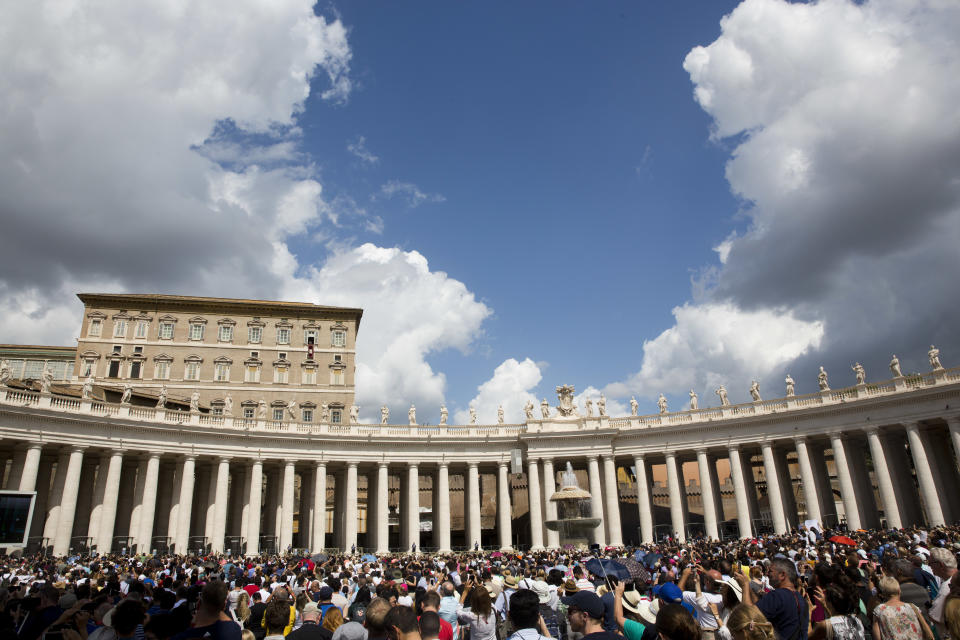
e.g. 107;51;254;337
318;586;334;600
303;602;321;616
561;591;604;619
652;582;682;603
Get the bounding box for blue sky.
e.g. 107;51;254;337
2;0;959;423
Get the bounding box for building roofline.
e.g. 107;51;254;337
76;293;363;333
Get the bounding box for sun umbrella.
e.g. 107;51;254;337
490;551;503;558
829;535;857;546
312;552;329;564
585;557;632;582
619;557;653;584
362;554;377;563
642;553;662;569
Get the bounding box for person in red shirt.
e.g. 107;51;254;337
421;591;454;640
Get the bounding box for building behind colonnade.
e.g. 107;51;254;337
1;292;959;556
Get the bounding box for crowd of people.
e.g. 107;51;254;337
0;525;958;640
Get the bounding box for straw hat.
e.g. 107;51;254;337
562;578;578;593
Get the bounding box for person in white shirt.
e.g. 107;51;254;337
928;547;957;638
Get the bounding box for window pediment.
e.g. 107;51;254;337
244;357;262;366
300;361;317;369
272;358;291;367
214;356;234;365
275;318;293;329
247;317;266;327
303;320;321;329
217;318;236;326
300;401;317;409
270;400;289;407
329;362;346;370
187;316;208;325
330;322;347;331
80;350;101;360
184;354;203;364
158;314;178;323
327;402;345;409
86;311;107;320
153;353;173;363
240;399;258;407
134;312;153;321
112;310;132;320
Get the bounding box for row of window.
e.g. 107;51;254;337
212;404;343;423
0;359;75;381
86;359;346;386
88;318;347;347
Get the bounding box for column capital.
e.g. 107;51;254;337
945;416;960;428
695;448;708;456
218;455;232;464
346;461;358;469
68;445;86;454
601;452;616;462
146;452;162;460
409;461;420;469
181;454;197;462
633;452;646;461
437;460;449;470
828;431;845;441
377;461;388;469
585;453;600;462
466;461;477;470
901;420;921;431
497;460;509;469
862;425;880;436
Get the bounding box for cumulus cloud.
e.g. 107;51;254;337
346;135;379;164
292;244;492;423
605;303;823;407
377;180;446;208
455;358;542;425
610;0;960;408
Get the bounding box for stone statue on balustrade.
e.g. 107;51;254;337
889;355;902;378
598;394;607;416
497;405;504;424
190;391;200;412
380;405;389;424
350;405;359;424
689;390;698;411
749;380;761;402
818;366;829;391
584;398;594;417
785;374;795;397
929;345;944;370
523;400;535;420
121;384;132;405
657;393;668;414
0;360;10;386
440;405;448;425
286;400;297;419
82;375;95;400
469;406;478;424
852;362;866;385
540;398;550;419
408;404;417;425
40;365;53;394
630;396;638;416
157;386;168;409
715;385;729;406
555;384;578;417
321;403;330;422
257;399;267;418
223;394;233;416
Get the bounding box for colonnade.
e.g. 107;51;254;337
4;416;958;555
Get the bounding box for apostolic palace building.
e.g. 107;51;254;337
0;293;958;557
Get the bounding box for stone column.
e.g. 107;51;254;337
344;462;359;551
541;459;559;549
761;442;788;534
527;458;545;551
696;449;719;540
949;418;960;472
175;456;196;553
5;449;26;491
211;457;230;552
137;454;161;552
466;462;481;550
314;462;328;551
497;461;513;550
586;455;606;546
865;428;901;529
633;455;654;543
905;422;946;526
602;454;623;546
53;447;84;556
794;438;821;524
30;457;55;542
436;462;451;553
829;434;861;530
665;451;685;542
88;455;108;543
407;463;420;551
98;451;125;552
18;444;42;492
372;463;386;553
129;460;147;549
727;446;752;539
279;461;295;551
43;452;70;545
247;461;262;555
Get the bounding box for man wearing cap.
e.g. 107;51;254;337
495;574;520;622
288;603;334;640
560;591;618;640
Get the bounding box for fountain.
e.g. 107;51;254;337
544;462;601;548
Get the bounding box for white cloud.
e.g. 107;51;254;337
605;302;823;407
377;180;446;208
346;135;379;164
291;244;492;423
455;358;542;425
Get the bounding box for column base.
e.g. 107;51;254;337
499;545;515;552
436;548;453;554
529;545;545;552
